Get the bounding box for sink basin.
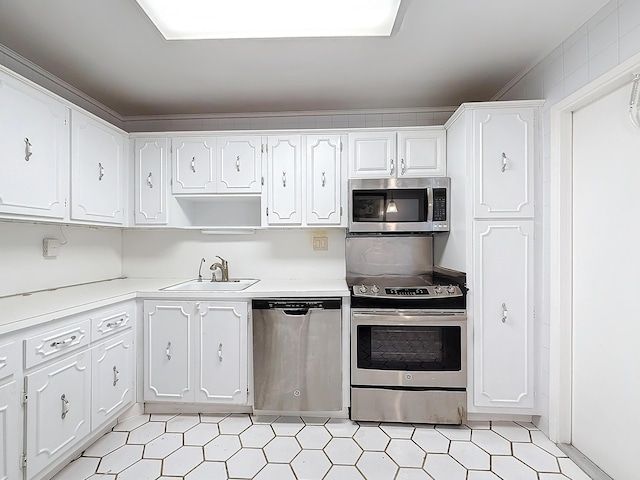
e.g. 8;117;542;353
162;278;259;292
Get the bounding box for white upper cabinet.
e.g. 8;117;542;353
0;70;69;220
265;135;303;225
349;128;446;179
134;138;168;224
473;108;535;218
172;137;216;194
217;136;262;193
305;134;344;226
71;110;126;225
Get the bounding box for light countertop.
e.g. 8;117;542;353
0;277;350;335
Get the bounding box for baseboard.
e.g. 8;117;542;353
558;443;614;480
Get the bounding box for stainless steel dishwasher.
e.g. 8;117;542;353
252;298;342;414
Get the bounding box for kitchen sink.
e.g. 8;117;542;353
162;278;259;292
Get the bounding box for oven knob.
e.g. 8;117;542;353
447;285;456;294
434;286;443;294
359;285;368;294
371;285;380;294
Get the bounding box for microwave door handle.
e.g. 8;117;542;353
427;187;434;223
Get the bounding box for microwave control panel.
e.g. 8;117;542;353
433;188;447;221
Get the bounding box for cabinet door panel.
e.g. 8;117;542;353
26;352;91;479
0;380;21;480
473;220;534;409
306;135;342;226
195;302;248;404
0;73;69;219
144;302;193;402
348;132;395;178
398;129;446;177
92;331;134;428
172;138;216;194
266;136;302;224
135;138;168;224
217;136;262;193
71;111;125;224
473;108;535;218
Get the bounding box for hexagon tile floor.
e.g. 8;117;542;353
51;414;592;480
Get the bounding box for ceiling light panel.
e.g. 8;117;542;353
135;0;402;39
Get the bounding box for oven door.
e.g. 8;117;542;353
351;310;467;388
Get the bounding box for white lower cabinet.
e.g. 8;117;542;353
472;220;534;410
144;300;248;405
0;380;21;480
25;351;92;480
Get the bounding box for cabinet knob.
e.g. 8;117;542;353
321;171;326;187
191;156;196;173
166;341;172;360
147;172;153;188
98;162;105;181
501;152;508;173
400;158;406;175
501;303;508;323
61;394;69;419
24;138;33;161
218;343;223;362
113;365;120;386
236;155;241;172
282;171;287;188
390;158;395;176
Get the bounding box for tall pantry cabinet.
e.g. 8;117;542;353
441;100;542;414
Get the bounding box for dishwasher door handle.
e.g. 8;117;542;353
283;308;311;316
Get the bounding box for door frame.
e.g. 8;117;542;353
549;51;640;443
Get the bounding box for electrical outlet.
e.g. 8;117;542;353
312;236;328;251
43;238;61;258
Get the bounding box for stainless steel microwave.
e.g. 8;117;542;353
348;177;450;233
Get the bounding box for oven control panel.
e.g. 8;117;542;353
352;284;463;299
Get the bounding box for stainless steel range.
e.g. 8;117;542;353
347;234;467;425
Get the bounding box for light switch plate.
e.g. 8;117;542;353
312;236;328;251
43;238;61;258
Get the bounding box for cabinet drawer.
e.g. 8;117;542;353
0;340;19;382
91;303;134;340
24;319;91;369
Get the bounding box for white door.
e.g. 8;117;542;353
473;108;535;218
195;302;248;404
26;352;91;480
92;331;134;428
144;302;194;402
0;72;69;219
348;131;396;178
473;220;534;410
570;83;640;480
134;138;168;224
266;135;302;225
305;135;342;226
398;129;446;177
0;380;21;480
172;137;216;194
217;136;262;193
71;110;125;224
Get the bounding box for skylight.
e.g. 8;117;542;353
135;0;403;40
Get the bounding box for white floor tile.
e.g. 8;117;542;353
353;426;391;451
296;425;331;449
112;414;149;432
142;433;183;459
263;436;302;463
302;416;329;425
324;465;366;480
356;451;399;480
96;445;144;474
491;456;538;480
435;425;472;441
52;456;99;480
127;421;165;444
199;413;229;423
324;437;363;465
395;468;433;480
539;474;572;480
386;439;426;467
185;461;228;480
83;431;128;457
291;449;332;480
218;414;253;435
470;429;512;455
166;413;200;433
227;448;267;479
150;413;178;422
380;423;416;439
253;463;297;480
117;459;162;480
86;474;115;480
162;445;204;476
467;471;502;480
558;457;593;480
184;422;220;446
491;421;532;442
412;428;450;454
465;421;491;429
424;453;467;480
325;418;360;437
449;440;490;470
516;421;539;430
204;434;242;461
239;424;275;448
531;431;567;457
251;415;279;424
271;416;305;436
513;442;561;472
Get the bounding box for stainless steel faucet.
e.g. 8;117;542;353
210;256;229;282
197;257;206;282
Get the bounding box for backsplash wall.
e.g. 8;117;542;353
122;229;346;280
0;222;123;298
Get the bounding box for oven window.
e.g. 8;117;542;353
356;325;461;371
352;189;426;223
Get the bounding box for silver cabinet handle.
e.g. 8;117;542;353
51;335;76;348
166;341;172;360
501;152;507;173
147;172;153;188
98;162;104;181
390;158;395;176
236;155;241;172
106;318;124;329
25;138;33;161
321;171;326;187
502;303;508;323
401;158;406;175
191;156;196;173
282;171;287;188
218;343;223;362
113;366;119;386
61;394;69;419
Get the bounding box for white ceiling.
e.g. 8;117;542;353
0;0;608;117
